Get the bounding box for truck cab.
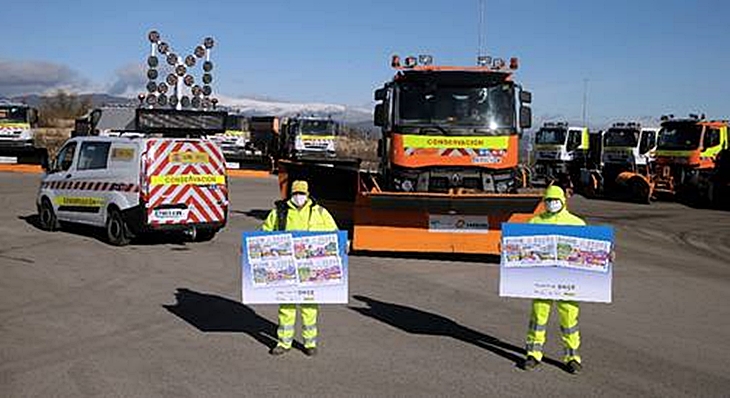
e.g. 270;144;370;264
373;55;532;193
0;101;39;158
532;122;589;187
654;114;729;199
601;122;658;182
281;117;338;160
208;113;249;161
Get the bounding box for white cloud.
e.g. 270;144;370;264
107;63;146;97
0;59;89;97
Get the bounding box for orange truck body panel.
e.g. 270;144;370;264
352;192;541;254
391;133;519;169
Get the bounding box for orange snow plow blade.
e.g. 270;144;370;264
353;192;542;254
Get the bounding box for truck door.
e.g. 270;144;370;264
638;130;657;165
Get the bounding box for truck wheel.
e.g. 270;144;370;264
106;208;131;246
38;198;59;231
631;179;651;204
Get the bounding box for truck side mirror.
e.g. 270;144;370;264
40;151;50;172
29;108;40;125
90;109;102;129
519;90;532;104
377;139;385;158
374;103;386;127
519;106;532;129
374;87;387;101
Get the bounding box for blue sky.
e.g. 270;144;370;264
2;0;729;124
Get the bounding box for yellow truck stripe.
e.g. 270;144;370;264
150;174;225;185
402;135;509;149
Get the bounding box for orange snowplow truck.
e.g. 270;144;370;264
374;55;533;194
654;114;729;202
277;54;541;255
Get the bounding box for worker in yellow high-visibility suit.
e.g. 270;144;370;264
261;180;338;356
523;185;585;374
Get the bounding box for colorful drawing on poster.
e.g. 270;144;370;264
556;236;611;273
293;234;339;260
251;258;298;288
502;235;556;268
297;257;344;286
247;234;294;262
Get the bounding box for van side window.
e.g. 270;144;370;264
78;142;111;170
56;142;77;172
703;128;720;149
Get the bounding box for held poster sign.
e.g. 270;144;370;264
499;223;614;303
241;231;349;304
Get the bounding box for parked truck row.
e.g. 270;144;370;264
530;114;728;207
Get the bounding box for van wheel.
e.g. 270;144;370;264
38;198;59;231
194;227;218;242
106;208;131;246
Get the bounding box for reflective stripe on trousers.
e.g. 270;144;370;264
276;303;319;349
525;299;581;363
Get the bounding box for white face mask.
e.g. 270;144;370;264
545;199;563;213
292;194;308;207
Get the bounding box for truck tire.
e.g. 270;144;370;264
106;207;132;246
38;197;59;231
630;179;651;204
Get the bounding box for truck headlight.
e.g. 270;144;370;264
401;179;414;192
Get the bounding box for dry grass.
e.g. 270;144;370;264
34;126;72;159
336;136;377;161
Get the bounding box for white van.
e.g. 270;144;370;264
37;136;229;245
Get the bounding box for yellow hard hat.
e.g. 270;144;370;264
292;180;309;195
544;185;566;202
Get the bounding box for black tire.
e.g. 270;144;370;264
106;208;131;246
38;197;59;231
194;227;218;242
630;179;652;204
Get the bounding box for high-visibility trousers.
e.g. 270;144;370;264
525;299;581;363
276;304;318;349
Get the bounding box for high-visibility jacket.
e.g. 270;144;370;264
528;208;585;226
261;198;338;232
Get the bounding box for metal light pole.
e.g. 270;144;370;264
582;78;589;127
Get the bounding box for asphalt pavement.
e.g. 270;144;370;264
1;172;729;397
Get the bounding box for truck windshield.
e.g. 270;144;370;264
604;129;639;147
396;83;515;133
657;124;702;150
225;115;245;131
299;120;336;136
0;106;29;123
535;128;566;145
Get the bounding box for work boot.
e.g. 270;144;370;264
304;347;318;357
269;346;290;356
522;356;540;371
566;360;582;374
